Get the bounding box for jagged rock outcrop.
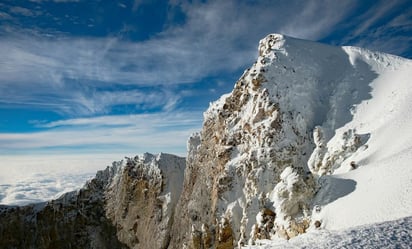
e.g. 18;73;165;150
0;153;185;249
308;127;368;175
105;153;185;249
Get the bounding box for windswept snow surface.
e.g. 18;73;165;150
245;216;412;249
314;47;412;230
247;34;412;247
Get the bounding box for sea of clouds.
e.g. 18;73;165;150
0;154;123;206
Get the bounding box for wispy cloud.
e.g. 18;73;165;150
28;0;80;3
0;34;184;115
0;111;202;155
0;11;12;20
269;0;356;39
0;31;244;115
329;0;411;57
9;6;39;17
350;1;400;37
4;0;407;117
0;0;363;116
132;0;151;12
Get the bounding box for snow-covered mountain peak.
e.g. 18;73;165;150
178;34;412;247
258;33;287;57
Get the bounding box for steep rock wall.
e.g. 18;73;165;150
0;153;185;249
105;153;185;249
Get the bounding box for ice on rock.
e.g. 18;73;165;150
308;126;327;174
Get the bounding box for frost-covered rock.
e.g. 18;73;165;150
268;167;314;239
308;126;327;174
308;128;368;175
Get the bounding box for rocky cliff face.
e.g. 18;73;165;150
1;34;405;248
0;153;185;249
104;153;185;249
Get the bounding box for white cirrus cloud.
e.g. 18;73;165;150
0;0;363;115
28;0;80;3
3;0;408;116
328;0;411;57
0;111;202;155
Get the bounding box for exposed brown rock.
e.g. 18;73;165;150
0;154;185;249
0;170;127;249
216;218;234;249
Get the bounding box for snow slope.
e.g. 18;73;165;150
246;216;412;249
311;45;412;230
245;34;412;246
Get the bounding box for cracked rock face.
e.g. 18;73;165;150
105;153;185;249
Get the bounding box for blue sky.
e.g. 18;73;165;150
0;0;411;157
